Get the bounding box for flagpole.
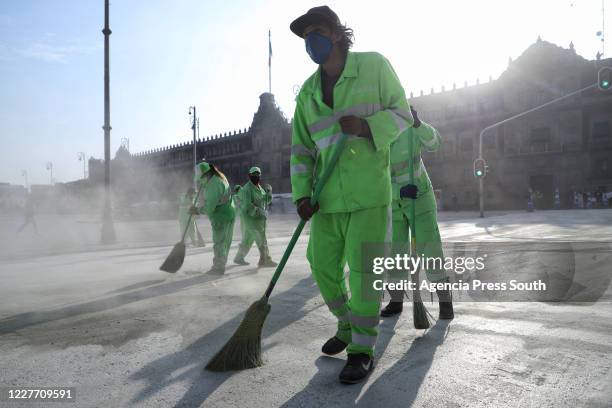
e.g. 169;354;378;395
268;29;272;93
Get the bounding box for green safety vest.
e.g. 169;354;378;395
290;51;414;213
390;121;441;214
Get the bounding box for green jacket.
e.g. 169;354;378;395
390;121;441;215
196;175;235;223
240;181;268;219
290;51;413;213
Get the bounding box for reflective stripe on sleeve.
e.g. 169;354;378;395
291;164;312;176
291;144;316;158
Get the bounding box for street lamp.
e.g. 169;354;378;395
189;106;197;188
100;0;116;244
21;169;28;192
46;162;53;185
78;152;87;179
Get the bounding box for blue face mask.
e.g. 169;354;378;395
305;32;333;65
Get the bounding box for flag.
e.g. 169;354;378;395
268;29;272;67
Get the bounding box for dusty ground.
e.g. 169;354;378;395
0;209;611;407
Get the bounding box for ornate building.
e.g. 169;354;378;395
91;40;612;211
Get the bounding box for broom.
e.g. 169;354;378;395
409;127;432;330
205;133;348;372
160;183;204;273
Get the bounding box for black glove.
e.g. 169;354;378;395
296;197;319;221
400;184;418;199
410;107;421;128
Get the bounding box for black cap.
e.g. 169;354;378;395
290;6;341;38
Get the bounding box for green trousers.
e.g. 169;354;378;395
210;217;235;271
389;189;446;301
234;215;271;263
307;206;390;357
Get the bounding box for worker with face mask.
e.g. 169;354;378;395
190;161;235;274
289;6;413;384
233;167;277;268
381;107;454;320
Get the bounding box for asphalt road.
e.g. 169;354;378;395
1;209;611;407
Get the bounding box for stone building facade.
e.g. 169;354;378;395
93;40;612;211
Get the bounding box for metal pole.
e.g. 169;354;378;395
477;82;597;217
190;106;197;189
101;0;116;243
268;29;272;93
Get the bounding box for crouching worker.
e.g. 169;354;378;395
190;161;235;275
233;167;277;268
381;107;454;320
289;6;413;384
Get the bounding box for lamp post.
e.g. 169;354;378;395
21;169;28;192
189;106;197;188
78;152;87;179
100;0;116;244
46;162;53;185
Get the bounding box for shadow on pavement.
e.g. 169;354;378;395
280;318;450;408
129;276;321;407
0;269;257;335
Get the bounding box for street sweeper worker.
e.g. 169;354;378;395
178;187;203;247
380;107;454;320
233;167;278;267
289;5;413;384
189;161;235;274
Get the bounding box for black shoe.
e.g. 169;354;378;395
233;258;249;265
436;285;454;320
380;301;403;317
339;353;374;384
321;336;348;355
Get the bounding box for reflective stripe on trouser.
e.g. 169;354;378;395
234;216;271;262
210;217;235;271
388;190;446;301
307;206;389;356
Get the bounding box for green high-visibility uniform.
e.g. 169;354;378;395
389;121;446;299
234;181;273;263
196;175;235;272
178;193;199;244
291;51;413;356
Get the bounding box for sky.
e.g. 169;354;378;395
0;0;609;186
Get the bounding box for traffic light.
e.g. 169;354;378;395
474;158;486;178
598;66;612;91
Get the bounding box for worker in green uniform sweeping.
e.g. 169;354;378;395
189;161;235;275
290;5;413;384
178;188;204;247
233;167;277;267
381;107;454;320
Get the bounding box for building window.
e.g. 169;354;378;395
461;136;473;152
530;127;551;145
592;121;611;140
